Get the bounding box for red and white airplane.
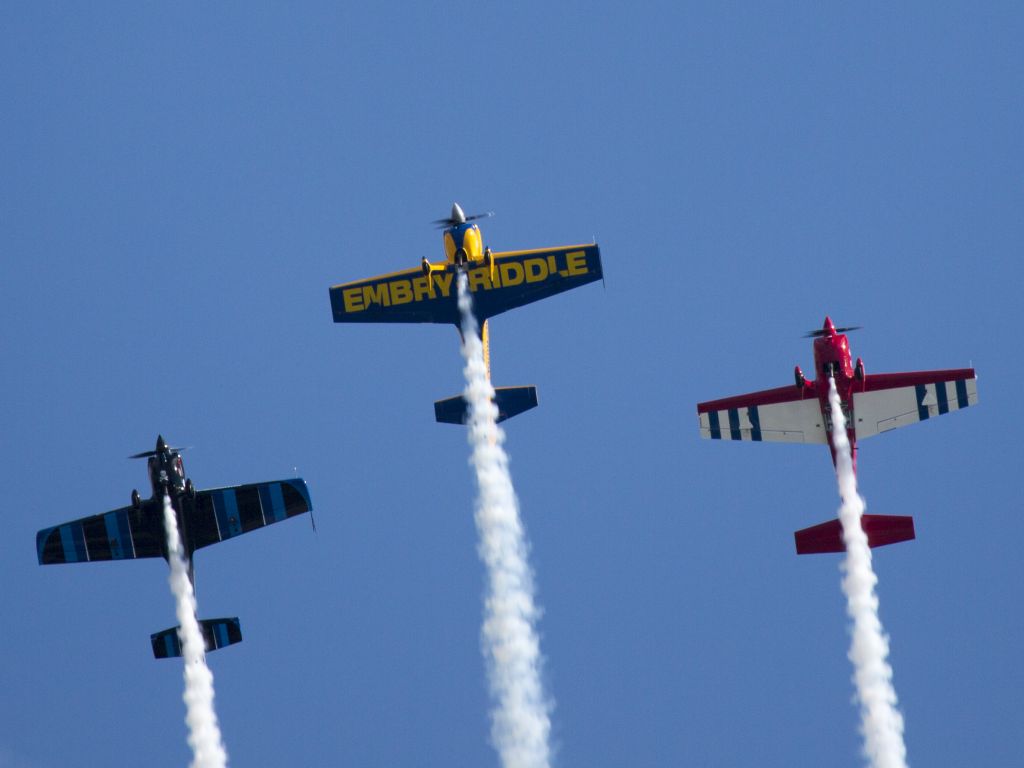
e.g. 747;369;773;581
697;317;978;554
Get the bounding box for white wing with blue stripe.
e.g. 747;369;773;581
852;370;978;440
698;389;827;444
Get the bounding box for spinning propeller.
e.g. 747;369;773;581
432;202;493;229
803;317;862;338
129;435;186;459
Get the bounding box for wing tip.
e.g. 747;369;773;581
283;478;313;513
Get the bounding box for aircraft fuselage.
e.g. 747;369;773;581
807;318;864;472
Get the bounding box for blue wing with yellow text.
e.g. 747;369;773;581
330;244;602;325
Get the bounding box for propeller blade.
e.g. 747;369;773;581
803;325;862;338
128;445;188;459
432;211;494;228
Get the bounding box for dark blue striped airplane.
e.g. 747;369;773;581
36;435;312;658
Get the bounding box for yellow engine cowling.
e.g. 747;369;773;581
462;226;483;261
443;225;484;265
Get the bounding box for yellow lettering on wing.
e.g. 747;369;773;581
363;282;390;308
500;262;524;287
547;255;557;275
524;257;549;283
434;272;453;297
566;250;589;276
467;266;492;292
412;275;433;301
343;287;365;312
390;279;413;305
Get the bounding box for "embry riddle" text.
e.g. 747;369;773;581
341;249;590;313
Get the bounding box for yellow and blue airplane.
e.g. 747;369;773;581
329;203;603;424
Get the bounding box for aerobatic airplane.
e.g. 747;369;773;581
697;318;977;554
36;435;313;658
329;203;603;424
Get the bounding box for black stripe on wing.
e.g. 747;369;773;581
36;503;165;565
188;478;312;551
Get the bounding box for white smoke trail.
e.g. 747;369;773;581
161;494;229;768
456;273;552;768
827;380;907;768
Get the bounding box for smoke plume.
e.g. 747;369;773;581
161;494;229;768
457;273;553;768
827;380;908;768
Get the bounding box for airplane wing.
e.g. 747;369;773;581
852;368;977;439
472;244;603;319
37;504;166;564
329;264;446;323
697;385;827;444
329;244;602;324
187;478;312;551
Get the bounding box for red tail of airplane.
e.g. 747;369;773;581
794;514;916;555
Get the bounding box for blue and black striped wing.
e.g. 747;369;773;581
188;478;312;551
37;504;165;565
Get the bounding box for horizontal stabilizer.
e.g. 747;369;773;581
151;617;242;659
794;514;915;555
434;385;539;425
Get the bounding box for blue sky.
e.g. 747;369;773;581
2;2;1021;766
